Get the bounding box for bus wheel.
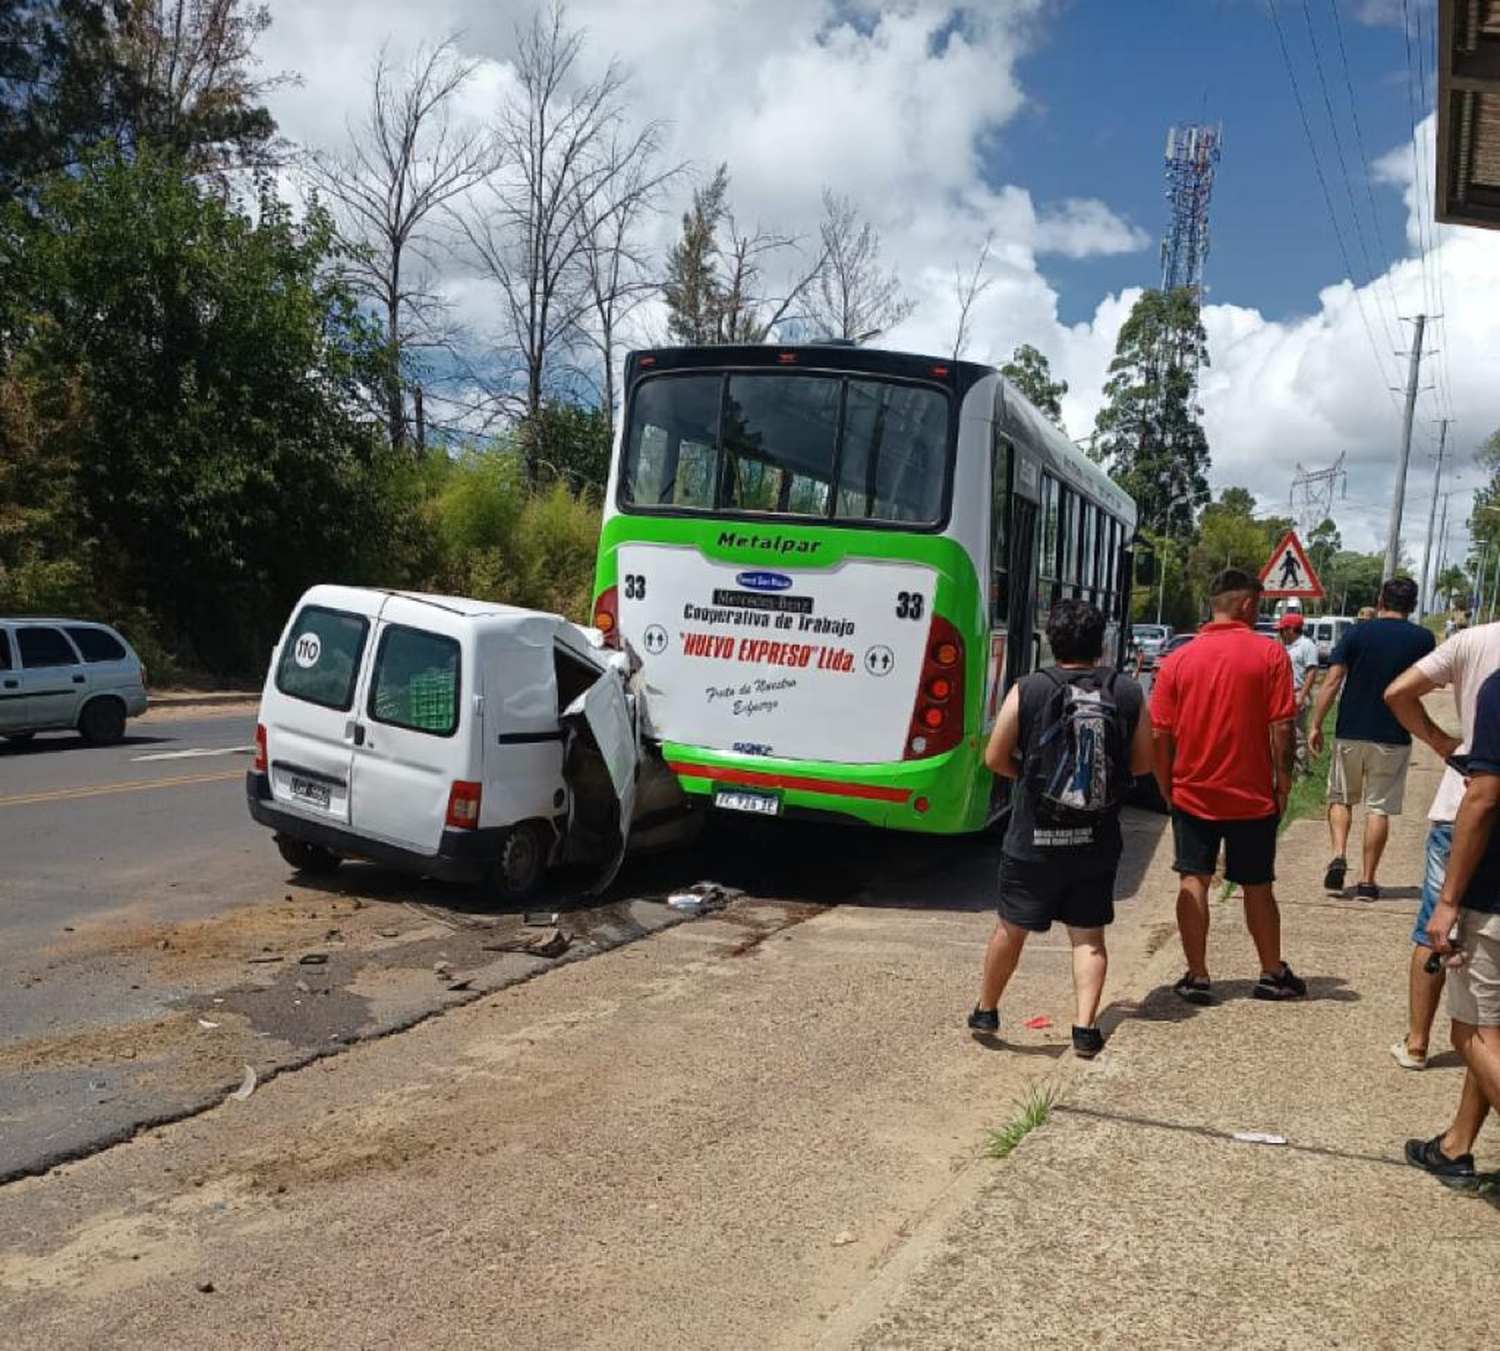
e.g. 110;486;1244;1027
488;823;548;900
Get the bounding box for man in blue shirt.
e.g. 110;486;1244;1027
1404;667;1500;1189
1309;577;1436;899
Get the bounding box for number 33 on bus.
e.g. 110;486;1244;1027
592;344;1137;834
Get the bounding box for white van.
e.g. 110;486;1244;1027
247;587;641;898
1307;615;1355;666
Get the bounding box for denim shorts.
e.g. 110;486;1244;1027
1413;821;1454;948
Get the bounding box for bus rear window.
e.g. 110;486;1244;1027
621;371;949;527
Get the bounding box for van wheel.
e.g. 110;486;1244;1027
275;837;342;875
488;824;548;900
78;698;126;746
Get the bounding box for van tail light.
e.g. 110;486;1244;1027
446;780;482;830
904;617;965;761
593;585;619;649
253;723;268;773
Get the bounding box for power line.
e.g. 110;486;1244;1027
1325;0;1405;354
1266;0;1402;414
1300;2;1400;358
1412;0;1458;424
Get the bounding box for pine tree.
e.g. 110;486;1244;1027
1092;287;1210;536
662;164;728;345
1000;343;1067;428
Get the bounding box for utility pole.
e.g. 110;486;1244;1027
1434;490;1452;607
1418;417;1450;615
1383;313;1427;582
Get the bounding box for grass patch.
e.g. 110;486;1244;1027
1281;737;1331;833
986;1081;1060;1160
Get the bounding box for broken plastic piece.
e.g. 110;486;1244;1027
197;1019;220;1030
666;881;744;913
1021;1015;1053;1031
1231;1131;1286;1146
231;1066;257;1101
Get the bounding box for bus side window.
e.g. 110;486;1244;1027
991;435;1011;623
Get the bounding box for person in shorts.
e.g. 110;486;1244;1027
1150;569;1306;1004
1277;613;1319;775
1309;577;1435;899
1404;668;1500;1190
1384;620;1500;1070
968;600;1152;1058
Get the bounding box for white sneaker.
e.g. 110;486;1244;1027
1389;1040;1427;1070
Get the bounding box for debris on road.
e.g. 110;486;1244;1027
298;953;328;966
195;1280;215;1295
1021;1016;1053;1031
524;912;559;928
666;881;743;914
197;1019;219;1030
1231;1130;1286;1146
247;954;284;964
377;929;400;939
832;1230;856;1247
480;928;570;959
231;1066;257;1101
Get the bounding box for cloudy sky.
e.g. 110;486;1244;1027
257;0;1500;565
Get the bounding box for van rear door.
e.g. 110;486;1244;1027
263;600;375;825
347;597;470;855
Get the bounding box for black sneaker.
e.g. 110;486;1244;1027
1404;1135;1480;1191
1173;972;1214;1005
1253;963;1308;1000
1354;882;1381;901
967;1006;999;1034
1323;857;1348;895
1072;1025;1105;1059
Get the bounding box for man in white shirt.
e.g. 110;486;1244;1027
1278;614;1319;775
1384;620;1500;1070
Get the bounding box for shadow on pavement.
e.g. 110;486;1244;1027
0;731;172;756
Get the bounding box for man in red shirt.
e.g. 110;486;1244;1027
1150;569;1307;1003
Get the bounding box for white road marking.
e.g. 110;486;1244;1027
131;745;254;762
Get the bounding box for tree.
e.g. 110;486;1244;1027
1;1;281;202
1000;343;1068;428
806;190;912;342
1092;287;1211;537
457;3;662;484
950;232;994;360
515;399;612;494
0;148;407;671
1469;428;1500;567
659;161;825;347
1435;564;1472;610
307;38;495;452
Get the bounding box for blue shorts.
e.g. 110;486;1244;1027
1412;822;1454;948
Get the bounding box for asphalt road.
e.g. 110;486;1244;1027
0;710;994;1184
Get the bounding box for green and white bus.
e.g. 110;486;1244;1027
592;344;1137;834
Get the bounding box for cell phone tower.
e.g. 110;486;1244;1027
1160;123;1223;297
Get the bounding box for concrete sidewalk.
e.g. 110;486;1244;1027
838;739;1499;1350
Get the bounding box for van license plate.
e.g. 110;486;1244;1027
289;775;332;811
714;789;780;817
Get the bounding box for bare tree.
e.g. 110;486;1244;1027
950;231;996;361
456;4;663;484
714;216;828;343
575;134;679;426
807;190;913;342
306;38;494;451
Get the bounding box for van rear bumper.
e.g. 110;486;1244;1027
245;771;501;882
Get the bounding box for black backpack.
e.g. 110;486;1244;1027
1024;668;1128;826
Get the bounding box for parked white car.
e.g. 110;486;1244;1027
247;586;641;899
1307;615;1355;665
0;618;148;746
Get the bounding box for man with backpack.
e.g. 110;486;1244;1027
968;599;1152;1058
1151;569;1307;1004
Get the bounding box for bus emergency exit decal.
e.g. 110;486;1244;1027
617;544;937;764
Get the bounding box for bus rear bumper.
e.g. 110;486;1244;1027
662;744;990;834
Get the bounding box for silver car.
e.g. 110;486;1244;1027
0;618;149;746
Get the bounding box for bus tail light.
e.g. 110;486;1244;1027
593;586;619;648
904;618;965;760
446;780;482;830
254;723;267;773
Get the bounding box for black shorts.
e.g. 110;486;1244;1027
997;855;1116;933
1171;809;1278;886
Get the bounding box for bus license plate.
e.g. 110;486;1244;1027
290;775;332;811
714;789;780;817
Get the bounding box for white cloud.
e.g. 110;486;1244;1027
257;2;1500;565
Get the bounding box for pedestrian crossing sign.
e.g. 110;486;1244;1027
1259;530;1324;598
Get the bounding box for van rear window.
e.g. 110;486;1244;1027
275;607;369;711
368;626;460;737
66;627;128;662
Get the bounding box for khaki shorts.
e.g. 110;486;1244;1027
1326;739;1411;815
1447;910;1500;1028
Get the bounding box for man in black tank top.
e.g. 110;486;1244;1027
967;600;1152;1058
